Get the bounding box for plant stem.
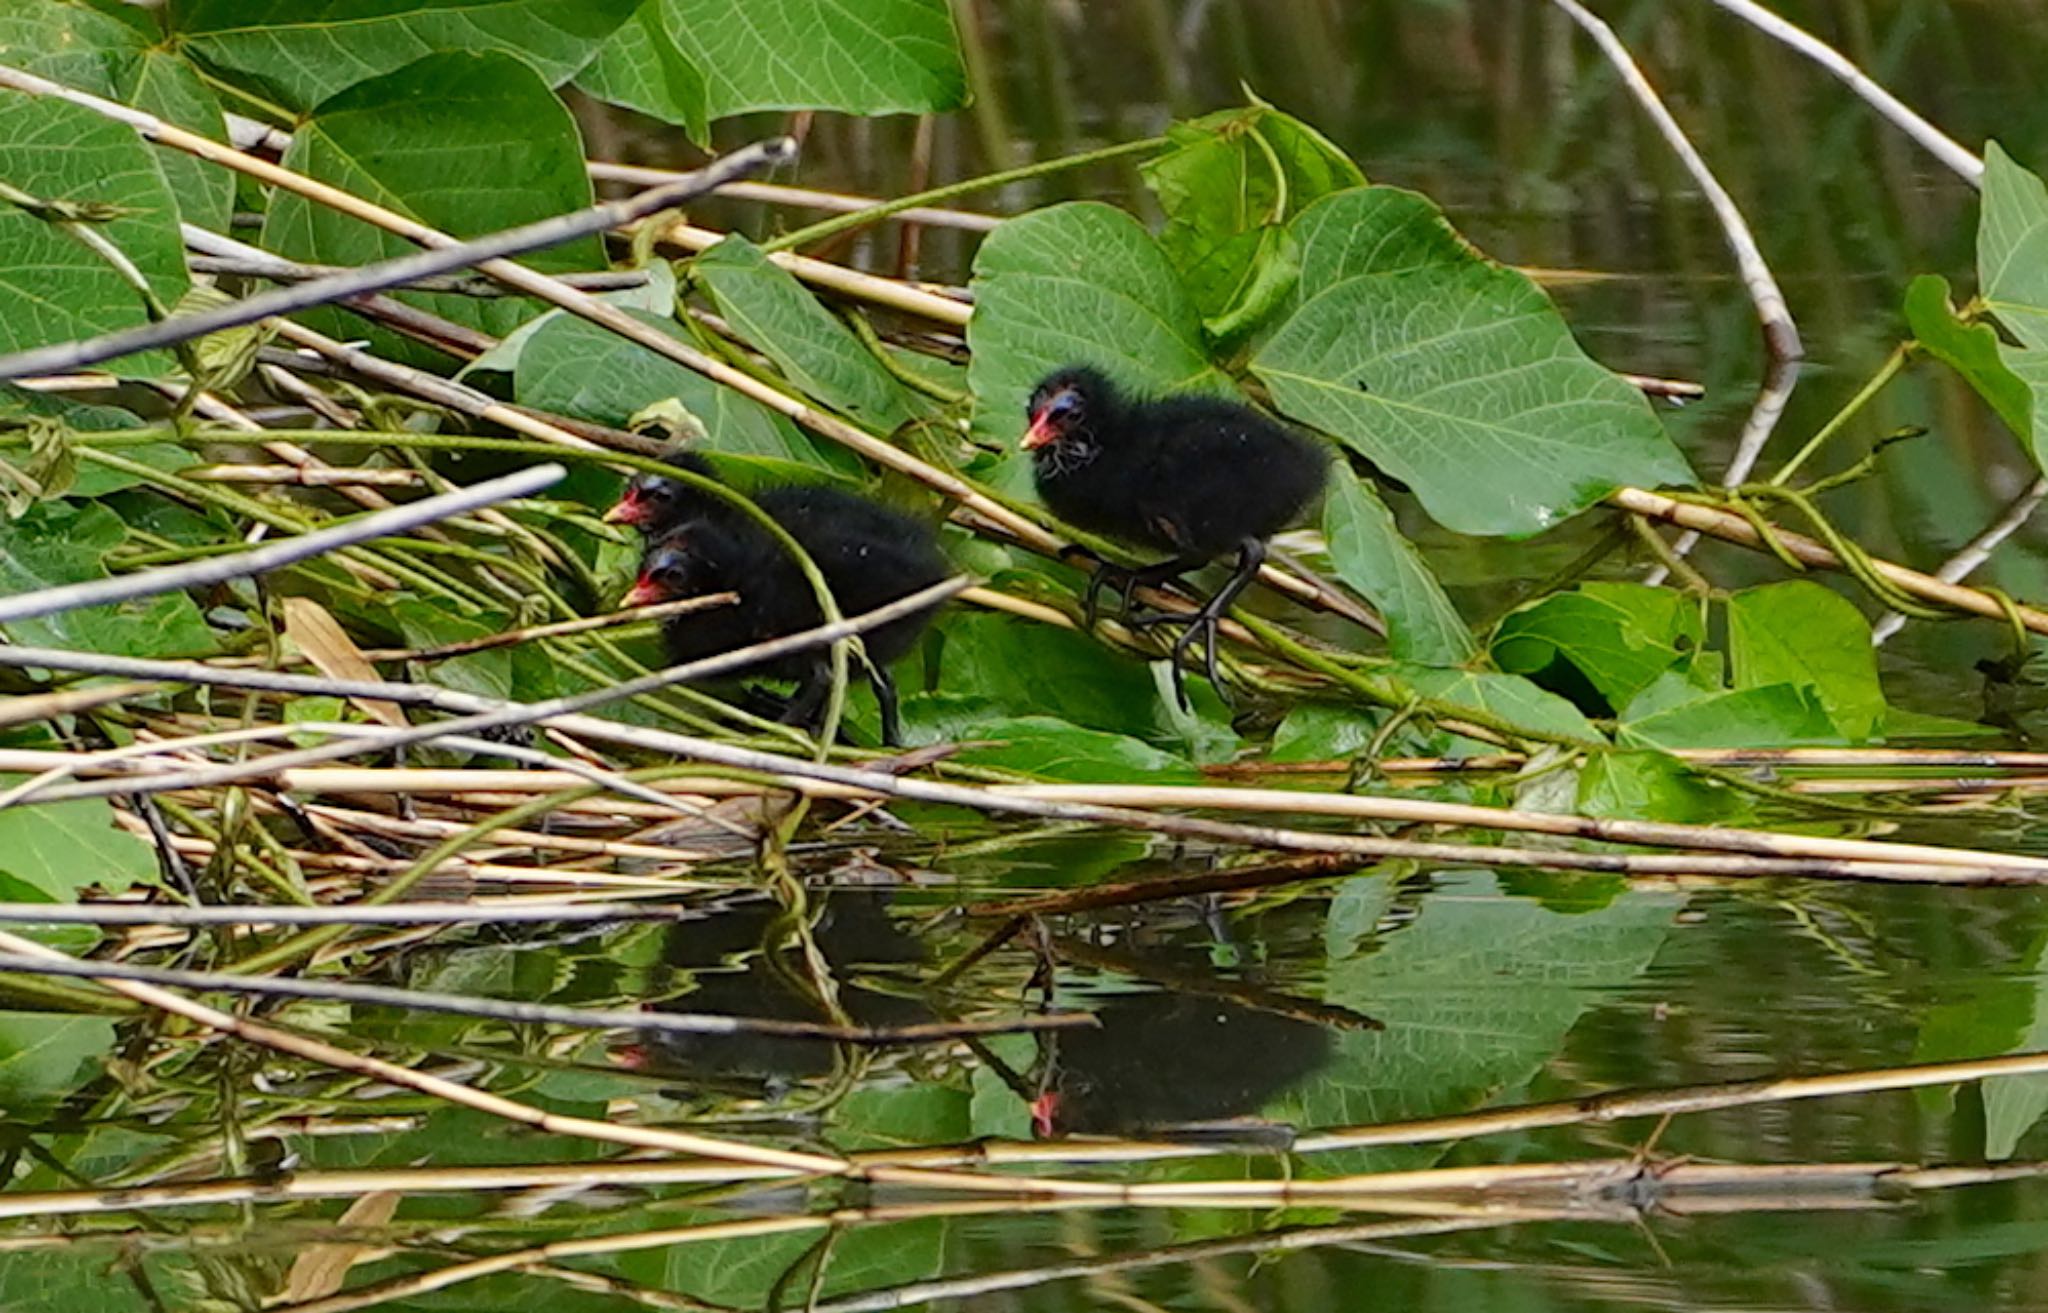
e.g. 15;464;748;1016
759;137;1167;255
1769;343;1911;487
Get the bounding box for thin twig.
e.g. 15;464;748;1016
1549;0;1799;363
1649;356;1800;582
0;465;562;626
1550;0;1805;582
590;162;1005;231
1872;475;2048;643
0;952;1091;1045
0;901;695;926
0;129;795;377
182;463;421;487
1613;485;2048;634
990;782;2048;875
264;319;619;453
5;577;969;806
1703;0;1984;185
188;252;652;296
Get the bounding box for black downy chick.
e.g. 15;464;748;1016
1022;365;1327;707
614;456;948;745
605;452;728;535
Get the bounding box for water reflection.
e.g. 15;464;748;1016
632;890;929;1091
1032;988;1332;1137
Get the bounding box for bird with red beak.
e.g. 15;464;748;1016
1020;363;1327;709
604;452;721;535
617;487;948;745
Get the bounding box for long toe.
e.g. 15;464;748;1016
1114;569;1145;621
1166;617;1229;711
1126;607;1203;630
1200;618;1228;704
1081;565;1122;630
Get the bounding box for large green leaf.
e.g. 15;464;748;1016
513;310;831;467
167;0;640;110
1252;187;1693;535
0;788;159;901
609;1213;948;1306
967;202;1232;450
1726;580;1886;741
926;612;1181;743
1399;664;1602;745
694;235;915;430
259;51;602;366
0;1012;113;1116
1905;273;2032;442
388;598;515;700
1981;142;2048;351
1275;873;1678;1174
463;260;674;376
0;501;214;656
1270;703;1383;761
0;90;188;377
1975;144;2048;471
572;0;708;139
0;1251;151;1313
1578;750;1749;824
1492;582;1702;713
1320;468;1471;665
1140;103;1363;339
1986;1012;2048;1159
1619;679;1840;750
652;0;964;118
949;715;1199;783
0;0;230;228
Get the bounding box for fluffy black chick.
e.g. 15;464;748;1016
1022;365;1326;706
621;473;948;746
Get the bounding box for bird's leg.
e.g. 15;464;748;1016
871;666;903;747
783;658;902;746
1129;538;1266;710
781;660;831;733
1084;555;1201;629
1058;544;1116;629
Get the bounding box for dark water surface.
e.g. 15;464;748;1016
24;5;2048;1312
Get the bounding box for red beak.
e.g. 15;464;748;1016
620;575;664;608
1029;1091;1062;1138
603;489;647;526
1021;411;1060;451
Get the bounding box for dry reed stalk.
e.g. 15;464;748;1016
993;782;2048;874
1211;747;2048;775
1613;486;2048;635
589;162;1005;230
182;464;422;487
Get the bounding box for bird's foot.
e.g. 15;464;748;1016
1080;563;1144;629
1078;556;1195;630
1126;606;1229;711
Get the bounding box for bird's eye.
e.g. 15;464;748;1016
646;482;674;504
1049;391;1081;420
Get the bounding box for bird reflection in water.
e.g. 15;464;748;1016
625;887;1351;1142
1026;989;1333;1141
623;889;929;1099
